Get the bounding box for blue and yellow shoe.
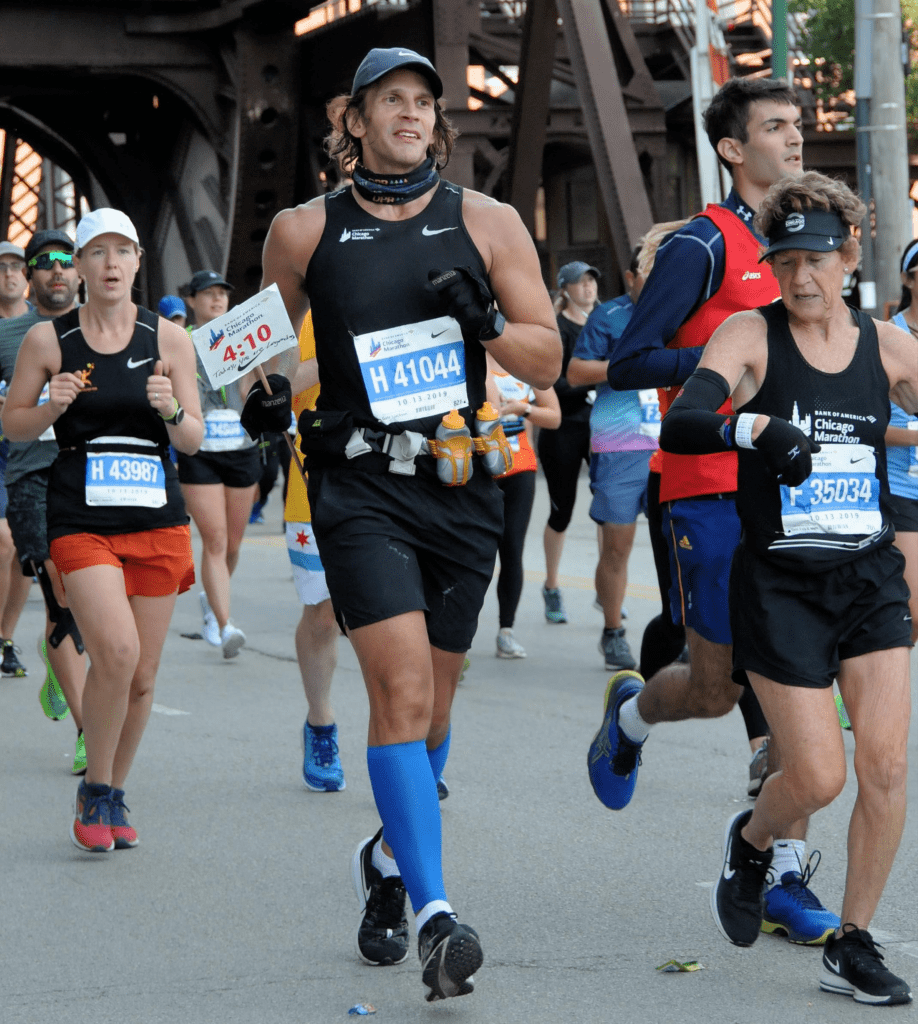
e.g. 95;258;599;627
37;637;69;721
762;852;840;945
587;670;645;810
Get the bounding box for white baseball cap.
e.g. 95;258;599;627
76;208;139;250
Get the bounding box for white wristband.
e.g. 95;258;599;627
907;421;918;432
735;413;758;450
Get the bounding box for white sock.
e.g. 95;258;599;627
767;839;806;888
416;899;454;934
371;837;400;878
618;695;651;744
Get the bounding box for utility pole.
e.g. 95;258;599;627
870;0;910;317
854;0;878;314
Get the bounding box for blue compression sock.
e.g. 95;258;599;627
367;740;447;914
426;728;451;782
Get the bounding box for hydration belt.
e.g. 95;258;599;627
344;427;431;476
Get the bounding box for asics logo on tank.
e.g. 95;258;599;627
339;227;382;242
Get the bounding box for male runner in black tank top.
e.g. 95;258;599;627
256;47;560;1003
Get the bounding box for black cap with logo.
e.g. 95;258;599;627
188;270;235;295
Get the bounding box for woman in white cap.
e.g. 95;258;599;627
3;207;203;854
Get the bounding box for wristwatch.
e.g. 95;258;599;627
161;400;185;425
479;311;506;343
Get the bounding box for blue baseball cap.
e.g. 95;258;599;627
557;261;601;289
158;295;187;320
352;47;443;100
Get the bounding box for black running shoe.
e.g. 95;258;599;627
351;828;409;966
710;808;773;946
418;912;483;1002
820;924;912;1005
1;639;26;677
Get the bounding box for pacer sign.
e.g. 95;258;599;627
192;283;298;389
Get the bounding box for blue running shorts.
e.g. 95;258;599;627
662;494;741;645
588;450;651;526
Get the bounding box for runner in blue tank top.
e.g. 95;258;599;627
247;46;560;1003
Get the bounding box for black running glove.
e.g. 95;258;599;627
428;266;500;341
753;417;821;486
241;374;292;437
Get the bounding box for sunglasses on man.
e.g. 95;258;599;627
27;251;74;271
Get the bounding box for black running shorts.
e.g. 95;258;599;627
176;447;261;488
730;542;912;689
308;463;503;652
7;468;51;572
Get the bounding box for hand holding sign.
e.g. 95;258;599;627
191;283;299;389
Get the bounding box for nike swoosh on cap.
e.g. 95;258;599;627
422;226;458;236
127;357;153;369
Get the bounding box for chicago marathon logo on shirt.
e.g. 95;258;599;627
339;227;382;242
793;403;876;444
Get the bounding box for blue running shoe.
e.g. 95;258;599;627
762;851;840;945
302;721;345;792
587;670;645;810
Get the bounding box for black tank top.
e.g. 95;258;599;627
736;302;891;570
47;306;187;540
306;181;489;438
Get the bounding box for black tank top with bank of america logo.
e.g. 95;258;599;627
305;181;490;438
735;301;892;570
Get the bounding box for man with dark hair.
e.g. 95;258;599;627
251;45;559;1003
0;229;88;773
587;76;841;947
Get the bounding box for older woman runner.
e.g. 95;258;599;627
661;172;916;1005
4;208;203;853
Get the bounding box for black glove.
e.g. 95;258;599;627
428;266;499;340
241;374;292;438
753;417;821;486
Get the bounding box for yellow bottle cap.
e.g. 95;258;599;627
441;409;465;430
476;402;499;422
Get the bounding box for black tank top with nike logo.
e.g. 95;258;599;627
47;305;187;540
306;181;490;439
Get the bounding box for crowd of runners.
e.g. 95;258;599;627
1;44;916;1010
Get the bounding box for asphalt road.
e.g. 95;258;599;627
2;470;917;1024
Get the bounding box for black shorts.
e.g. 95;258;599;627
176;447;261;488
7;468;51;571
308;463;503;652
886;492;918;533
730;542;912;689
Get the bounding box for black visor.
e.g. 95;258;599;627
759;209;849;262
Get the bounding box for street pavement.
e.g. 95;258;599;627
2;469;917;1024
